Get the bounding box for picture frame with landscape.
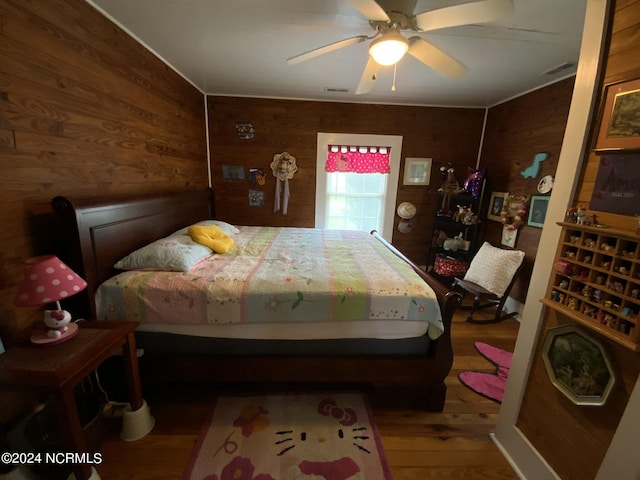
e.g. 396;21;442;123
594;77;640;152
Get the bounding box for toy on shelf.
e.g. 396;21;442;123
438;165;460;215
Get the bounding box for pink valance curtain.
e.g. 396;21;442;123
325;145;391;174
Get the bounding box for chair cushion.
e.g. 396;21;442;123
463;242;525;297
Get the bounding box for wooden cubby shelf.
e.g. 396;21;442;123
543;222;640;351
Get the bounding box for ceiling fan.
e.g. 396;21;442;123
286;0;514;94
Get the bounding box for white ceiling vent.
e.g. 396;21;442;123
541;62;575;75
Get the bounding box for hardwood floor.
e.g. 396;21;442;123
96;310;520;479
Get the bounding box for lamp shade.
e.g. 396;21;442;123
14;255;87;307
369;30;409;66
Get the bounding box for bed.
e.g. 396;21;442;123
52;189;462;410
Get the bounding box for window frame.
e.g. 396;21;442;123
315;133;402;241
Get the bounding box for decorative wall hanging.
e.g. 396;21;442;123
222;165;244;182
594;77;640;152
528;195;550;228
236;121;255;139
589;154;639;216
542;324;616;406
500;194;528;231
501;226;517;248
396;201;416;233
248;168;266;185
537;175;554;194
520;152;549;178
487;191;508;221
403;158;431;185
271;152;297;215
248;189;265;206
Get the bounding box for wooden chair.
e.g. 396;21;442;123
453;242;525;324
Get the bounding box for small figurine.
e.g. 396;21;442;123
604;314;615;327
43;309;72;339
576;206;595;225
568;298;579;310
438;166;460;215
559;280;569;289
583;255;592;264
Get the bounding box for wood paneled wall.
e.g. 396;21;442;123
207;96;485;264
0;0;208;341
575;0;640;231
515;2;640;479
479;77;576;302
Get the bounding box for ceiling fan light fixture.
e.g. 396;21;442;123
369;30;409;66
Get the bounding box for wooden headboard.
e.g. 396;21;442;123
52;189;214;319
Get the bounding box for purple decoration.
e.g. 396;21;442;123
461;167;487;198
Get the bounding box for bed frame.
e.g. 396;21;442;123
52;189;462;410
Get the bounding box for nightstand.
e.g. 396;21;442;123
0;321;146;480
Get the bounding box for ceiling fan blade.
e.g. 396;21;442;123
415;0;513;32
407;36;468;79
355;57;381;94
287;35;369;65
348;0;390;21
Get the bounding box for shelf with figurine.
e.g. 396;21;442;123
427;165;486;276
543;207;640;351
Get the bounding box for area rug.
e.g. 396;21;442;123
184;392;393;480
459;342;513;403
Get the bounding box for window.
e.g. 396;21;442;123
315;133;402;241
325;171;386;232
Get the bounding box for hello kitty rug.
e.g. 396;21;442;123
183;392;393;480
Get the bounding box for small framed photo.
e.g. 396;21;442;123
403;157;432;185
528;195;550;228
487;191;508;221
594;77;640;152
542;324;616;406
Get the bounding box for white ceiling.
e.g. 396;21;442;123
87;0;588;108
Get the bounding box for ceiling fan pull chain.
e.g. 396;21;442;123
392;63;397;92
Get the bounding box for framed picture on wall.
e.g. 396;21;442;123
487;191;508;221
528;195;550;228
594;77;640;152
403;157;432;185
541;324;616;406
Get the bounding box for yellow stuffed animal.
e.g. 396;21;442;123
188;225;234;253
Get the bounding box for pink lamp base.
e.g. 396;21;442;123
30;322;79;345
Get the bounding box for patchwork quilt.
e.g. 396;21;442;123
96;227;443;338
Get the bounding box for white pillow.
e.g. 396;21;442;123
463;242;525;297
114;235;212;272
172;220;240;237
